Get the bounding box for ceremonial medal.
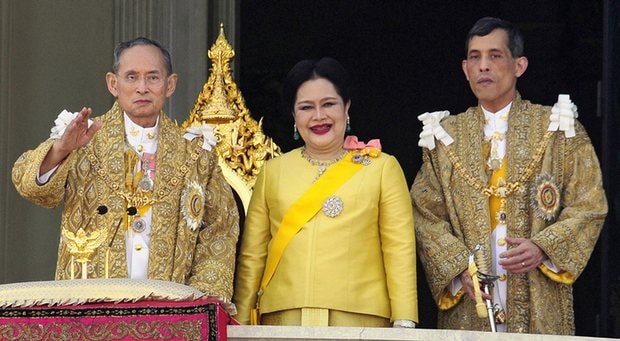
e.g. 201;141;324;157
531;173;560;221
322;196;344;218
488;157;502;171
351;152;373;166
138;172;154;192
352;154;364;164
132;217;147;233
181;182;205;231
138;156;155;192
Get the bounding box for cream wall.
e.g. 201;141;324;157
0;0;239;283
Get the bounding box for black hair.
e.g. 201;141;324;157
466;17;524;58
281;57;351;115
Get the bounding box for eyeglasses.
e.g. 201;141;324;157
119;73;166;86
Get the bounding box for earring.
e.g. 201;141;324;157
346;116;352;133
293;124;300;141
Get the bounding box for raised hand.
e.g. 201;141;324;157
40;107;103;174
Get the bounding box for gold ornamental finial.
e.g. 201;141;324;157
183;23;281;212
198;24;237;122
62;227;108;279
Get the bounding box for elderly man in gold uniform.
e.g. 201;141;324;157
12;37;239;300
411;17;607;334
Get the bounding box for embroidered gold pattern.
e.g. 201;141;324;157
411;95;607;333
12;101;239;300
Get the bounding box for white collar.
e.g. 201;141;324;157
482;102;511;135
124;113;159;143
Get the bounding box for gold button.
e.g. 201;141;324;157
137;145;144;152
499;274;507;281
135;244;143;251
497;238;506;246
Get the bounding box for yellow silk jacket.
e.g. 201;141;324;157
233;147;418;324
12;103;239;300
411;94;607;334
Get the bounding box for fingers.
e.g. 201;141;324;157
459;270;492;301
499;238;546;273
59;107;101;151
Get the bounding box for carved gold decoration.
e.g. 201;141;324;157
62;227;108;279
182;23;281;212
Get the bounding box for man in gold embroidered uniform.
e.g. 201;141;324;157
12;37;239;301
410;17;607;334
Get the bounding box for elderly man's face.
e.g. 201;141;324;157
106;44;177;127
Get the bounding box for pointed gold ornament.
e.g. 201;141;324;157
182;24;281;212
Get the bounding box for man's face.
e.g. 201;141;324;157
462;29;527;112
106;44;177;127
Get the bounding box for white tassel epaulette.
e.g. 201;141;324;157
183;123;217;151
417;110;454;150
548;94;578;138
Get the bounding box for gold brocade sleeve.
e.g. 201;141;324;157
12;140;74;208
187;150;240;301
530;126;607;281
410;149;471;304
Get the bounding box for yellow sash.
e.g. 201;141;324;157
251;151;361;324
488;159;506;231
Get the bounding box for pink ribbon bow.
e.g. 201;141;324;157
344;136;382;157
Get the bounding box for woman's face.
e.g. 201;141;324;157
293;78;350;157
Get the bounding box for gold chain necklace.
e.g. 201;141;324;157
301;147;349;182
83;144;201;208
443;131;554;223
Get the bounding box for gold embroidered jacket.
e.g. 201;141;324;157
12;103;239;301
410;94;607;334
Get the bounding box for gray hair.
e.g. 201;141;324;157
112;37;173;75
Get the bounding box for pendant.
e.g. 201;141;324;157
496;198;507;225
488;157;502;171
138;175;154;192
132;217;147;233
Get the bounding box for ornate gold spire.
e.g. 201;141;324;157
183;23;281;212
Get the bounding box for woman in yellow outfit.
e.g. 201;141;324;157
233;57;418;327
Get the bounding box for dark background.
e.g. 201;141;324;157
238;1;620;337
